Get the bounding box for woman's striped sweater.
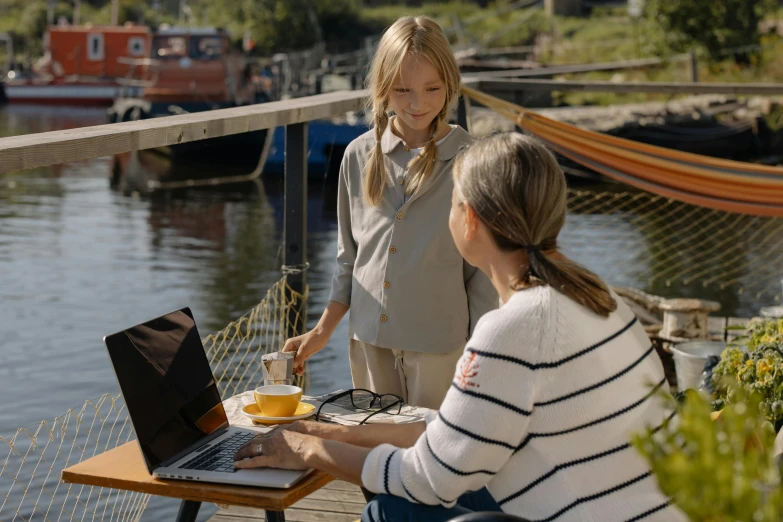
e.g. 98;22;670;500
362;285;687;522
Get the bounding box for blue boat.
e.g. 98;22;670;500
264;119;369;180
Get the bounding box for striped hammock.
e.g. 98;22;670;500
461;85;783;217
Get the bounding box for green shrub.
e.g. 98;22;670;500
633;388;783;521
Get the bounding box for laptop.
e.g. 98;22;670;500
103;306;311;488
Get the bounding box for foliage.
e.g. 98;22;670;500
189;0;370;53
712;318;783;427
644;0;779;62
632;388;783;521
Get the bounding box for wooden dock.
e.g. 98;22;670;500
208;480;364;522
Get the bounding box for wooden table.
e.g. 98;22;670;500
61;441;333;522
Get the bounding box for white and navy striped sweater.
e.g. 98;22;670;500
362;285;686;522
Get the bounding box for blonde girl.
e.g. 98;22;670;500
282;16;497;409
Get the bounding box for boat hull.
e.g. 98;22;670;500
1;82;141;106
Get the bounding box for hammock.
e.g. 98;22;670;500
461;85;783;217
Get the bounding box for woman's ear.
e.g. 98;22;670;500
463;203;479;239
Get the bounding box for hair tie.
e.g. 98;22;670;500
526;245;541;253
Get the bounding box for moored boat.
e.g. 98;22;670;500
1;24;151;106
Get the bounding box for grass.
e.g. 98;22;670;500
361;2;783;107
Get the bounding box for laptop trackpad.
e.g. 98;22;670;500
236;467;312;488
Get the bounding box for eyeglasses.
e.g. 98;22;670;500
315;388;404;425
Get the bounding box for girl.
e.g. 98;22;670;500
237;133;686;522
283;16;497;409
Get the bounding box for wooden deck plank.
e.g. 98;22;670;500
208;507;359;522
304;488;365;504
292;498;364;514
321;480;361;492
217;498;364;517
207;482;366;522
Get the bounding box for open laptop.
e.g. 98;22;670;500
103;306;311;488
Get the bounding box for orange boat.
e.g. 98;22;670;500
108;26;273;164
2;24;151;106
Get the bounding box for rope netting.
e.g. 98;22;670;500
563;189;783;310
0;276;307;522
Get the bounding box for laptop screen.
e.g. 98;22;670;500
104;307;228;471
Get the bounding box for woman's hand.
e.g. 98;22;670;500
281;420;426;449
233;429;318;471
283;329;329;375
235;428;371;484
279;420;348;441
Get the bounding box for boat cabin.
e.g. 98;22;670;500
46;24;151;79
144;26;243;104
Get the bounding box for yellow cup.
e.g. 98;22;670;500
253;385;303;418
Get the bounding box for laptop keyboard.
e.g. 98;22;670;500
179;431;256;473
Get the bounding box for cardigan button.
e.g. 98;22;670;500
398;178;404;185
384;281;391;289
403;146;410;152
380;315;388;323
389;246;397;253
396;212;403;220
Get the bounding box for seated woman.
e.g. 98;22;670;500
234;132;686;522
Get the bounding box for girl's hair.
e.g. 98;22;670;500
364;16;461;205
454;133;617;317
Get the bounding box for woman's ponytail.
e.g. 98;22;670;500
525;245;617;317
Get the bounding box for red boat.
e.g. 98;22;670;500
1;24;151;106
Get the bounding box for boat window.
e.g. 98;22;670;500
128;37;146;57
87;33;105;61
153;36;187;58
190;36;223;60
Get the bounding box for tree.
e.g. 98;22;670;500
645;0;778;63
187;0;369;54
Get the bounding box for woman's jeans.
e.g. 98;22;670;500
362;487;502;522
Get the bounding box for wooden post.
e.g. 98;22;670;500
284;123;308;341
544;0;581;17
314;74;323;95
456;95;471;133
659;298;721;341
689;48;699;83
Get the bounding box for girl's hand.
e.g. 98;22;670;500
282;329;328;375
233;429;316;471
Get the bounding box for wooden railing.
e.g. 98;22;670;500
0;90;367;175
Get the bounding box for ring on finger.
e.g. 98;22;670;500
255;443;263;456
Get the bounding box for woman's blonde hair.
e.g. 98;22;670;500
454;133;617;317
364;16;461;205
